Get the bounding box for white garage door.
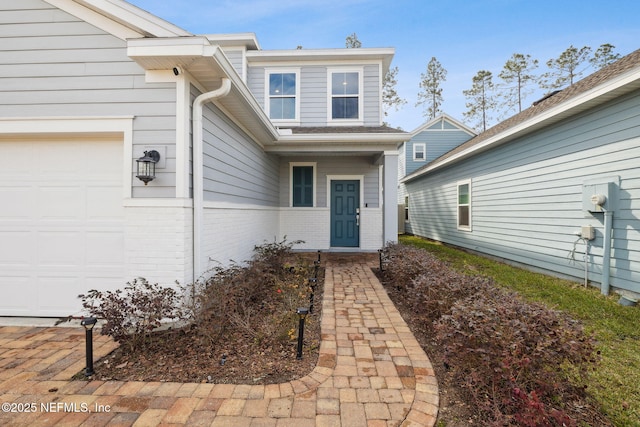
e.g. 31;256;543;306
0;138;125;317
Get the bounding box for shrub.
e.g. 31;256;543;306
381;242;445;290
379;241;601;426
434;290;598;426
79;278;183;352
190;238;313;347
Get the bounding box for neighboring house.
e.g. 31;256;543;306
0;0;407;316
403;49;640;298
397;114;475;227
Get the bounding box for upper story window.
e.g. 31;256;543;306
267;70;299;122
328;68;363;123
413;143;426;161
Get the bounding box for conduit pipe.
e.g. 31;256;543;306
192;78;232;282
601;210;614;295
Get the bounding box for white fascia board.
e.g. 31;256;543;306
275;133;409;144
127;36;216;58
204;33;260;50
403;68;640;183
247;47;395;71
45;0;190;40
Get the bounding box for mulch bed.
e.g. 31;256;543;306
82;270;324;385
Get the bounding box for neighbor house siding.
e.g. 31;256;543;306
406;89;640;293
0;0;178;197
247;63;382;126
405;130;474;174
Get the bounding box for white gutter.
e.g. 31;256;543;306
192;78;232;282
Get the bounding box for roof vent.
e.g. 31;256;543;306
532;90;562;106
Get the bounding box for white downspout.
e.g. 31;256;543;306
192;78;232;282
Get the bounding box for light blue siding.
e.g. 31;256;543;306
406;89;640;294
200;100;280;206
0;0;178;198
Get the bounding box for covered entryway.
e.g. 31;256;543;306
330;180;360;247
0;138;125;316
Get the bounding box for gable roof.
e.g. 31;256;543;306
45;0;190;39
403;48;640;183
409;113;476;137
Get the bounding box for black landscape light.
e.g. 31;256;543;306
135;150;161;185
296;307;309;360
80;317;97;376
308;277;318;314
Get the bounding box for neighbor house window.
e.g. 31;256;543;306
329;68;362;121
413;143;426;161
404;196;410;222
457;180;472;230
267;70;299;121
290;163;316;207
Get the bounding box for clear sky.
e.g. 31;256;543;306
127;0;639;131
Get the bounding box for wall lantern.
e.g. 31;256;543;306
136;150;161;185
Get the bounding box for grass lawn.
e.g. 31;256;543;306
399;234;640;427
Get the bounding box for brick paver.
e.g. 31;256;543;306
0;253;438;426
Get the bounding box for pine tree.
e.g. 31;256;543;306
498;53;538;116
463;70;496;132
541;45;591;90
590;43;621;70
345;33;362;48
416;57;447;119
382;66;407;117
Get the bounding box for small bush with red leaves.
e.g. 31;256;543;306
380;242;603;426
435;291;599;426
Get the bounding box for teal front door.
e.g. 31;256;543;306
331;180;360;247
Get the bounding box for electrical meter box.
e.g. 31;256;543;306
582;177;619;213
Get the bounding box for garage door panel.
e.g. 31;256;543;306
0;138;125;316
0;186;36;218
37;276;82;314
0;231;34;267
38;231;83;266
0;277;34;313
0;144;33;176
38;186;85;219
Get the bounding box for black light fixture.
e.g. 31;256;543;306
296;307;309;360
80;317;97;376
136;150;160;185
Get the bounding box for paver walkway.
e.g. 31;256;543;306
0;254;438;426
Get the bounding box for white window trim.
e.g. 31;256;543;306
289;162;317;207
265;68;300;125
457;179;472;231
327;67;364;126
413;143;426;161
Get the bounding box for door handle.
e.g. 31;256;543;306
356;208;360;226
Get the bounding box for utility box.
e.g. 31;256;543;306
582;178;619;213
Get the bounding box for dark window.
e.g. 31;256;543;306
292;166;313;207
